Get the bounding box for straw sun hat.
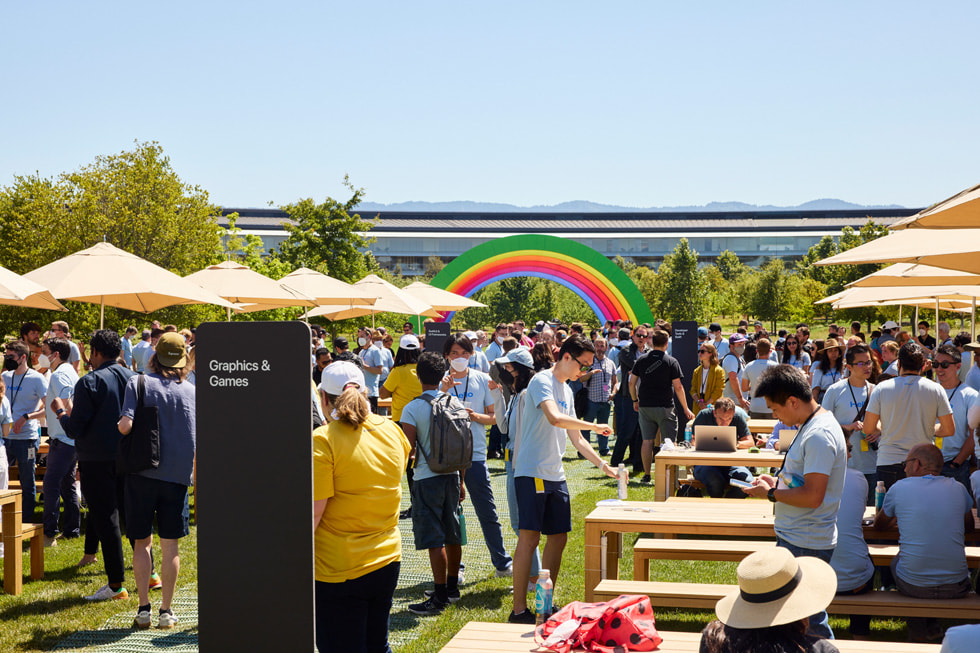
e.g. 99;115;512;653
817;338;845;354
715;548;837;630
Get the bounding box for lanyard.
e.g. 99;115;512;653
9;371;27;414
700;366;709;397
946;383;961;404
775;405;821;478
452;371;471;402
846;382;865;422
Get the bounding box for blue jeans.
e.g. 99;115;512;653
581;400;612;453
610;394;640;469
315;560;399;653
504;457;540;577
43;439;80;538
4;438;37;519
776;537;835;639
692;465;752;498
463;460;512;572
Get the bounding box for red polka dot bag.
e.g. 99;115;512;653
534;594;663;652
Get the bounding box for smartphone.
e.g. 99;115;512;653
729;478;754;489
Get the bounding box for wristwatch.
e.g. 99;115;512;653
767;487;777;503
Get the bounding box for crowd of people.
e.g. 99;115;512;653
0;320;196;630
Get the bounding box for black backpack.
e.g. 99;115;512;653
416;394;473;474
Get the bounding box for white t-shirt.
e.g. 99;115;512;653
811;362;842;394
514;369;574;482
867;376;953;466
714;338;730;359
883;474;973;587
720;353;742;401
447;369;493;462
941;384;979;463
830;468;874;592
821;379;877;475
45;363;79;444
775;410;847;550
743;359;778;414
785;352;811;371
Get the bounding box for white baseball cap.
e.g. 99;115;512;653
319;361;366;396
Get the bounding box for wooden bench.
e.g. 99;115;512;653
439;622;941;651
0;521;45;582
594;579;980;619
633;539;980;581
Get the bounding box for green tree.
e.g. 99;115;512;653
715;249;744;281
654;238;710;322
277;176;378;283
749;259;795;331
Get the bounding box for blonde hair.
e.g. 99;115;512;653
330;387;371;427
882;340;900;356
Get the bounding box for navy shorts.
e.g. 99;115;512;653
124;474;190;540
514;476;571;535
410;474;462;550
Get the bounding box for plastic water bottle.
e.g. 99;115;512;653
617;464;628;500
875;481;886;510
684;424;692;444
534;569;554;626
458;504;467;546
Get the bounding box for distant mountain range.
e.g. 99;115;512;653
357;199;906;213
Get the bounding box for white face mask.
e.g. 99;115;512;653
450;357;469;372
496;336;505;345
357;337;368;347
918;329;927;337
38;354;51;368
373;340;383;348
608;338;619;347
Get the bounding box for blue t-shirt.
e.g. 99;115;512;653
121;337;134;367
468;349;490;373
514;369;574;482
121;373;196;486
447;369;493;462
45;364;79;444
360;346;384;397
775;410;847;550
0;396;12;432
941;384;979;463
1;369;48;440
883;474;973;587
401;390;450;482
132;341;153;373
821;379;877;475
829;468;874;591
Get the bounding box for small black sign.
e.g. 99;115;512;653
196;321;314;650
424;321;451;354
672;321;699;427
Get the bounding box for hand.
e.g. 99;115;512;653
684;408;694;421
632;400;639;410
488;379;499;391
865;431;881;444
595;424;613;436
51;398;65;413
756;474;776;489
741;398;751;410
848;420;864;433
742;482;770;499
600;461;618;479
459;485;466;502
12;416;26;433
440;375;461;392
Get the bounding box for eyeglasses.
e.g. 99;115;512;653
900;458;918;469
850;361;872;368
935;361;958;369
571;354;593;373
698;349;708;354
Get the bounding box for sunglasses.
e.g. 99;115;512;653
934;361;958;369
571;354;593;373
698;349;709;354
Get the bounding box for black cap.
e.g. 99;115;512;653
709;323;722;333
333;336;349;350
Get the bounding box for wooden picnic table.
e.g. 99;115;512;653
747;417;778;434
583;497;980;601
439;622;941;652
0;489;24;595
653;448;784;501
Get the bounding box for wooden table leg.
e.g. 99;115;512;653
654;459;670;501
584;522;601;602
2;495;24;595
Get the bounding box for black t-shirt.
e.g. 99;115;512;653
917;334;937;350
617;344;641;397
631;350;682;407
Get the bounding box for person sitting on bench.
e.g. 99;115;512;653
690;398;754;498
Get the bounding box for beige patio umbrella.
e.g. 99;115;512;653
0;265;67;311
402;282;487;311
185;261;317;321
890;182;980;230
814;228;980;275
846;262;980;288
307;274;438;326
24;242;238;327
278;267;377;306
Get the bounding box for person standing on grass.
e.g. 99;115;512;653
40;337;80;546
932;344;977;492
743;364;847;640
118;333;196;630
313;361;410;652
2;340;48;521
508;334;617;624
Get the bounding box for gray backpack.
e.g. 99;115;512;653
416;394;473;474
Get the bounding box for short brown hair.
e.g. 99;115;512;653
148;353;190;382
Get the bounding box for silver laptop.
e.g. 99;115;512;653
694;425;738;453
778;429;798;452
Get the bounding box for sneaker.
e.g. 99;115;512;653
495;562;514;578
408;596;447;616
398;507;412;520
508;609;536;624
157;611;179;629
640;474;652;485
43;535;58;548
423;588;460;603
85;584;129;601
133;610;152;630
457;565;466;584
148;573;162;591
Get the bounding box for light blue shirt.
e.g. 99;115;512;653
45;363;79;444
1;369;47;440
468;348;490;373
942;384;979;462
485;340;504;364
121;337;134;367
830;468;874;591
784;352;811;370
448;369;493;461
0;396;12;430
360;345;384;397
401;390;449;482
379;347;394;386
965;363;980;392
714;338;730;359
883;474;973;587
822;379;877;475
743;359;778;414
775;410;847;550
514;369;574;482
132;340;153;372
868;375;953;465
67;340;81;365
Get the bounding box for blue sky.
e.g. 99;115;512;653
2;2;978;209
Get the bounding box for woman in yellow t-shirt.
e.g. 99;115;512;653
313;361;410;653
379;334;423;423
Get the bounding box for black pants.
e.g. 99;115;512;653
315;561;400;653
876;462;905;490
837;574;874;636
487;424;502;456
78;460;126;585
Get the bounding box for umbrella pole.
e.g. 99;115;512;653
935;299;939;338
914;306;919;331
100;298;105;330
898;305;902;329
372;310;375;329
973;298;977;342
227;306;231;322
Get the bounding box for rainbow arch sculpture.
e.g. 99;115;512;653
430;234;654;325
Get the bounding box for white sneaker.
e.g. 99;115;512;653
84;584;129;601
133;610;152;629
495;562;514;578
158;612;179;629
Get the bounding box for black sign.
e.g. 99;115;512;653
424;321;451;354
672;321;699;428
197;321;314;651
